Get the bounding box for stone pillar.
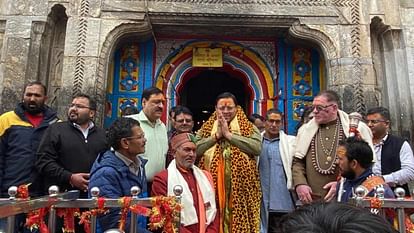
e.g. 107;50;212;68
25;21;46;82
0;20;6;110
381;29;413;141
0;18;34;113
400;1;414;143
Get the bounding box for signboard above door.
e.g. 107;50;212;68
192;48;223;67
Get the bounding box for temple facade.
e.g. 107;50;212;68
0;0;413;138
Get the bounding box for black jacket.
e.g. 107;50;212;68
0;103;58;197
36;121;108;196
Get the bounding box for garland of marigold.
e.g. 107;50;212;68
57;208;80;233
17;183;182;233
79;197;108;233
367;196;414;232
18;184;49;233
147;196;182;233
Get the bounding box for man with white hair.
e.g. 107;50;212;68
292;90;372;204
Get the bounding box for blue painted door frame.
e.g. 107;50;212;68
105;39;322;133
104;39;154;128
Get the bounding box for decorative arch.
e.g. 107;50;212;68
154;40;277;117
94;22;152;124
288;21;339;87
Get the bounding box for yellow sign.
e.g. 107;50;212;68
192;48;223;67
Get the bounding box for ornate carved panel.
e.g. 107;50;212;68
149;0;329;5
73;0;90;95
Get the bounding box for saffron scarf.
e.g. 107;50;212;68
198;106;261;233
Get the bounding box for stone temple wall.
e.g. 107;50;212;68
0;0;412;142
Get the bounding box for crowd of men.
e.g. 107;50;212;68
0;81;412;233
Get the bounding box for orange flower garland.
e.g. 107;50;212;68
118;197;132;231
17;184;30;199
26;208;49;233
79;197;108;233
57;208;80;233
148;196;182;233
15;183;181;233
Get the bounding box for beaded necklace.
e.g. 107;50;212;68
311;119;344;175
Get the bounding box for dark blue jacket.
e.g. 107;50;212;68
89;150;150;233
0;103;58;197
337;167;395;203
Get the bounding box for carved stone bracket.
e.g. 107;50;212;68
288;22;339;86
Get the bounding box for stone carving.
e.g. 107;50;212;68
149;0;328;5
333;0;365;113
73;0;90;96
41;5;68;113
26;21;46;83
95;23;152;125
289;23;338;61
288;22;339;87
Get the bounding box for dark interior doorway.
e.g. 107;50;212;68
179;70;250;131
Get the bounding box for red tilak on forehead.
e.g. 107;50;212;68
217;99;234;107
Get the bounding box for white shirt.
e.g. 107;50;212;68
372;134;414;185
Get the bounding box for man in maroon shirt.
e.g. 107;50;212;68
152;133;219;233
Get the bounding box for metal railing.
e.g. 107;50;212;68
0;185;183;233
349;186;413;233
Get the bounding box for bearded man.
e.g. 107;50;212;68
36;93;108;232
0;81;58;232
336;137;394;203
36;93;108;197
196;92;262;233
0;81;59;197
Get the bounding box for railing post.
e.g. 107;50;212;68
375;186;385;216
48;185;59;233
90;187;100;233
173;185;183;233
354;185;366;208
129;186;140;233
395;187;406;233
6;186;17;233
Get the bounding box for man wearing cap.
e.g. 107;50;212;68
152;133;219;233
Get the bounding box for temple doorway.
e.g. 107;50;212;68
178;69;251;131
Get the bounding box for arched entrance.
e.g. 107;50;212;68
155;40;324;134
155;40;276;127
178;69;252;130
94;38;324;133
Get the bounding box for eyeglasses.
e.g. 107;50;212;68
366;119;388;124
267;119;282;125
175;119;193;123
125;134;145;140
69;104;90;109
217;105;236;111
311;104;335;112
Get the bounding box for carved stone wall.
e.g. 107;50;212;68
0;21;6;110
42;4;68;115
